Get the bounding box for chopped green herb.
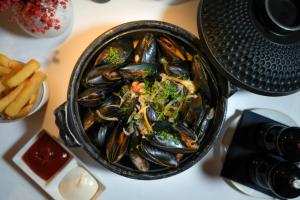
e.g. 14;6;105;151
158;130;180;145
144;66;156;74
106;47;122;64
144;79;150;90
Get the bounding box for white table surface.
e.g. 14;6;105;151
0;0;300;199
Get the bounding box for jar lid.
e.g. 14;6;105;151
198;0;300;96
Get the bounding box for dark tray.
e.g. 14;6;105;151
221;110;288;200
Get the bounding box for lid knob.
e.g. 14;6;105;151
258;0;300;34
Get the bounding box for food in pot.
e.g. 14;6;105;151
59;166;101;200
0;54;46;119
77;33;214;171
22;133;72;181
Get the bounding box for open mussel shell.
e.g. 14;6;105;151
148;121;199;154
95;38;134;66
82;109;99;130
129;148;150;172
96;105;124;122
196;107;215;141
106;123;130;163
161;60;191;79
134;33;157;64
157;35;188;63
192;54;212;100
183;93;205;128
119;63;159;79
137;141;178;168
84;64;124;87
77;88;110;107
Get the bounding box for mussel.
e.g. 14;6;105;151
196;107;215;141
158;36;187;63
137;141;178;168
183;93;205;128
96;105;124;121
129;132;150;172
89;124;112;149
106;123;130;163
84;64;123;87
119;64;159;79
82;109;99;130
77;88;110;107
134;33;157;64
161;58;191;79
146;106;159;124
95;38;134;65
148;121;199;153
129;149;151;172
192;54;211;100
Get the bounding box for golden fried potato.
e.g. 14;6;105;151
8;60;23;70
5;72;45;117
0;82;24;112
0;65;12;76
4;59;40;88
15;92;39;118
0;54;10;67
0;82;5;94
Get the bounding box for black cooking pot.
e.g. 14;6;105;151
55;20;228;179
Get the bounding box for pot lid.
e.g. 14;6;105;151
197;0;300;96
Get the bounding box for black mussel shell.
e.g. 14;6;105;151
157;35;187;63
149;121;199;153
106;123;130;163
162;61;191;79
134;33;157;64
184;93;205;128
95;38;134;65
96;105;124;121
192;54;212;100
129;148;150;172
119;63;159;79
82;110;99;130
77;88;110;107
89;123;114;149
196;107;215;141
146;106;159;124
84;64;123;87
174;123;198;141
138;141;178;168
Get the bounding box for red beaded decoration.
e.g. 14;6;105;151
0;0;68;34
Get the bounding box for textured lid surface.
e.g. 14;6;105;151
198;0;300;96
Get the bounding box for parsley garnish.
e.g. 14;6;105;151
106;47;122;64
158;130;180;145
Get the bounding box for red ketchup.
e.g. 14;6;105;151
22;133;71;181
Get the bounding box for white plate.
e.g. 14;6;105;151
221;108;298;200
13;130;105;200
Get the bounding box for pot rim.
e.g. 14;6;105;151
66;20;228;179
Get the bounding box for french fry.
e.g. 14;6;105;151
0;82;24;112
0;54;10;67
8;60;23;70
0;65;12;76
15;92;39;118
5;72;46;117
4;59;40;88
0;82;5;94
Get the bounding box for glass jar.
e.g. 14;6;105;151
15;0;73;38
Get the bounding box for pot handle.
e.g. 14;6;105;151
226;82;239;98
54;103;81;147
